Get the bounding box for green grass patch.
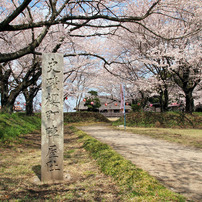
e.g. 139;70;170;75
113;112;202;129
72;126;186;201
124;127;202;149
64;149;75;158
0;113;41;143
0;112;107;144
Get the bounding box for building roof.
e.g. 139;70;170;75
0;105;22;111
75;96;131;111
14;105;23;111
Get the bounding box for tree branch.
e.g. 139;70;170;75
0;25;50;63
0;0;32;30
0;0;160;32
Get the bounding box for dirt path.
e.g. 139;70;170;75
78;124;202;201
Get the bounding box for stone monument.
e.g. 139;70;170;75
41;53;64;183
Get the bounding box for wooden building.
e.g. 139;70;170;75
75;96;132;117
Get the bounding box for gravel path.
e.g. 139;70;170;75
78;124;202;201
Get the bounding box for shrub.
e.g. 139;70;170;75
131;104;141;112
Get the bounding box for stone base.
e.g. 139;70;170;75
30;172;71;185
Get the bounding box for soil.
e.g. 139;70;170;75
78;123;202;202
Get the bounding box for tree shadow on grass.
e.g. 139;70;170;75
32;165;41;181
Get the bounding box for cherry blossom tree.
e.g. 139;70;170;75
166;38;201;113
0;0;163;62
105;0;201;113
1;0;201;114
63;55;100;110
0;0;163;113
137;34;201;113
0;57;41;113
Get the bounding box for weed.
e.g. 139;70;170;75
83;170;96;177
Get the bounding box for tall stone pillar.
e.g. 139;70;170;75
41;53;64;183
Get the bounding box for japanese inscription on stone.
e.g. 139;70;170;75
41;53;64;183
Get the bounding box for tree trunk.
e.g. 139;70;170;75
185;90;194;113
0;69;12;113
163;88;169;112
0;102;14;113
159;87;168;112
23;85;40;116
159;90;163;112
25;98;34;116
1;90;22;114
171;66;200;114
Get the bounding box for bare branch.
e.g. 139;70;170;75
0;0;161;32
0;25;50;63
0;0;32;30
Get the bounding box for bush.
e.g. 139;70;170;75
131;104;141;112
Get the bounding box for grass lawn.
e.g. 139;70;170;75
1;112;200;201
0;125;186;201
0;126;124;201
119;127;202;149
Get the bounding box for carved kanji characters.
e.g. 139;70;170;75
46;145;60;171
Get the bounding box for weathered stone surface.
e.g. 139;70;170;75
41;53;64;183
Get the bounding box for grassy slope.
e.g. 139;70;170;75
64;111;110;123
0;113;41;143
1;111;200;143
0;112;109;143
113;112;202;129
